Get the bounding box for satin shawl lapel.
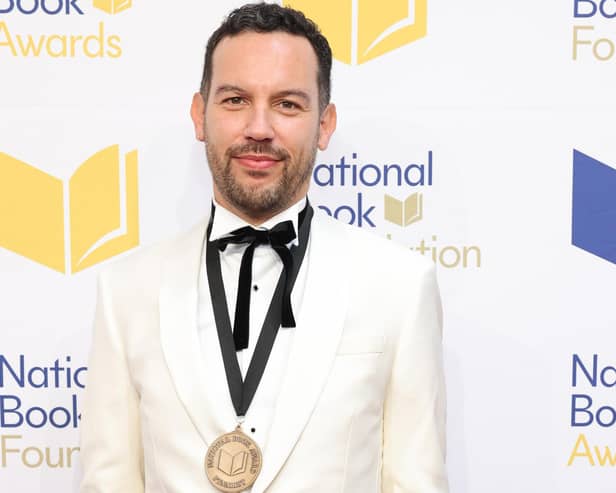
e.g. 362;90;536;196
159;219;231;446
252;214;351;493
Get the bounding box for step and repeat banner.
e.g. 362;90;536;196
1;1;615;492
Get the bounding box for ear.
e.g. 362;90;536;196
317;103;337;151
190;92;206;142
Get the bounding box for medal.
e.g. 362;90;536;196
203;202;313;492
205;426;262;493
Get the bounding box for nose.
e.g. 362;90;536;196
243;105;275;141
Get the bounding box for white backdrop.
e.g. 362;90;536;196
1;1;615;492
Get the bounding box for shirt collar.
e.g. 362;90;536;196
209;197;307;247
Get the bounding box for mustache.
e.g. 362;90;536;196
226;142;290;161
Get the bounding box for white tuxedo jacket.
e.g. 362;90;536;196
80;211;448;493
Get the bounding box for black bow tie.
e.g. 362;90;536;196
216;220;297;351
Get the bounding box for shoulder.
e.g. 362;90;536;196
97;219;207;292
311;213;440;344
312;211;435;278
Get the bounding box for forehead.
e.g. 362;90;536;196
210;31;319;94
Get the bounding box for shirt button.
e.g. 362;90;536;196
253;285;259;291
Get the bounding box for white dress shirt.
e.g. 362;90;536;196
197;197;309;456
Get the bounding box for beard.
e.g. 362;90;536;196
205;139;316;218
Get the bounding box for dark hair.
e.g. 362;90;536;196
200;2;332;112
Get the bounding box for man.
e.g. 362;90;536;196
80;3;448;493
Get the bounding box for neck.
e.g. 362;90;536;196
230;208;283;226
213;194;304;226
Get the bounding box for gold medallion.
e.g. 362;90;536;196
205;426;262;493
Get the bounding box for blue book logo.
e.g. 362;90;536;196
572;150;616;265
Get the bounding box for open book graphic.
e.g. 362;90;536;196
93;0;132;14
572;149;616;265
285;0;427;64
384;192;423;227
0;145;139;274
217;450;248;476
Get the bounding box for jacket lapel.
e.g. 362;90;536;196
252;213;350;493
159;219;232;447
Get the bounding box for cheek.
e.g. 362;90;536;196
274;119;319;153
205;110;245;142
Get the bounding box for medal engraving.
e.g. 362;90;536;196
205;427;262;493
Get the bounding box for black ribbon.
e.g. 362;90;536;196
205;202;313;417
217;220;297;351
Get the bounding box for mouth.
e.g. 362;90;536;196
233;154;282;170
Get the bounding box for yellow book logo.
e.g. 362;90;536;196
384;192;423;226
285;0;427;65
0;145;139;274
93;0;132;14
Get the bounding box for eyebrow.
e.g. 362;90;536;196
214;85;312;105
274;89;312;105
214;84;247;96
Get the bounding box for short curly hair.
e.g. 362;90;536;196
199;2;332;113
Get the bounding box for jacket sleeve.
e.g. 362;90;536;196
80;273;145;493
382;263;448;493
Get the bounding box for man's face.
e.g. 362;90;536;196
191;31;336;222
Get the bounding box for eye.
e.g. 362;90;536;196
222;96;245;105
275;99;304;115
277;100;301;111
